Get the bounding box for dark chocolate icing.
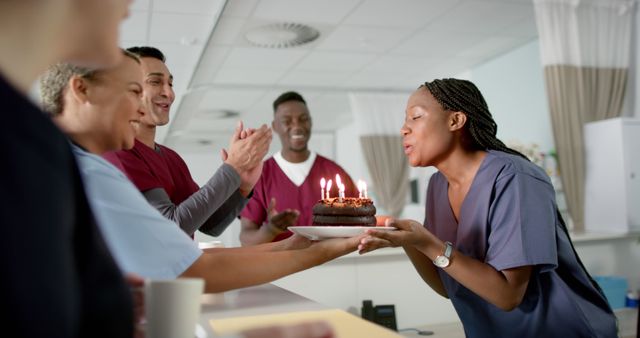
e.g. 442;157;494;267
312;197;376;226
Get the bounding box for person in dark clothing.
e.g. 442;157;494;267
0;0;134;337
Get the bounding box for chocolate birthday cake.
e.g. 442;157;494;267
312;197;376;226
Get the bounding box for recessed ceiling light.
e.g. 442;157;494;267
201;109;240;119
244;22;320;48
180;37;198;45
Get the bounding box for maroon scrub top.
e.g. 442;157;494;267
241;155;356;241
103;139;199;206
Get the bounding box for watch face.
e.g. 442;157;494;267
434;255;450;268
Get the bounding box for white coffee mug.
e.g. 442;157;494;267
145;278;205;338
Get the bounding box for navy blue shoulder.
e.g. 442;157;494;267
486;150;551;185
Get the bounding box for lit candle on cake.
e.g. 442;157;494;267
363;181;368;199
357;180;364;198
320;178;326;200
326;179;332;199
335;174;344;200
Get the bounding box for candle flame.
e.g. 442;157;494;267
320;177;326;188
335;174;342;188
326;179;332;192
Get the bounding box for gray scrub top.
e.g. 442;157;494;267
425;150;616;338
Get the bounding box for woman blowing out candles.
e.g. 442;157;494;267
358;79;617;338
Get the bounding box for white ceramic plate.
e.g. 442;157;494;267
289;226;395;240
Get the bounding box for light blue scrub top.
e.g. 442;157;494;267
425;150;616;338
72;144;202;279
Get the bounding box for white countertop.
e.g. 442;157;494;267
569;231;640;243
198;284;403;338
200;284;326;321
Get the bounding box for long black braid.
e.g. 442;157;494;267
421;78;528;160
421;78;609;305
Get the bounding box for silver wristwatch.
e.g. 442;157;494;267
433;241;453;268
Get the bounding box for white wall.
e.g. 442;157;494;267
469;40;555;152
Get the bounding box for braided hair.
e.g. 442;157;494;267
421;78;528;160
423;79;608;300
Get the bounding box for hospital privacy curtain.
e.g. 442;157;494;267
534;0;634;230
350;93;409;218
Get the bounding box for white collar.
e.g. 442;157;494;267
273;151;317;186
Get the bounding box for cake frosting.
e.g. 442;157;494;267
312;197;376;226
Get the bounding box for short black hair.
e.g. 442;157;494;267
273;91;306;112
126;46;166;62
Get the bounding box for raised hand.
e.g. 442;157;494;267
267;197;299;232
221;121;272;194
223;121;272;171
238;139;265;196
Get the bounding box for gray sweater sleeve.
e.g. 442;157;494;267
197;190;249;236
142;163;246;236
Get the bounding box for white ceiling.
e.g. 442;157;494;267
120;0;538;153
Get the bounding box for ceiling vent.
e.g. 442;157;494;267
244;22;320;48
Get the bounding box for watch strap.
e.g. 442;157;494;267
443;241;453;258
433;241;453;268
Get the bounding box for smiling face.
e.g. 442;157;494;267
401;87;459;167
272;100;312;153
87;56;143;151
138;56;174;127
